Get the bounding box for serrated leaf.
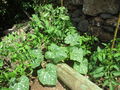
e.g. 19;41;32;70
73;59;88;74
30;49;44;68
10;76;29;90
45;44;68;63
70;47;83;62
37;63;57;85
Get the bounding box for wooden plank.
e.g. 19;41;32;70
57;63;102;90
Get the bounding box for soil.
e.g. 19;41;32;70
30;78;67;90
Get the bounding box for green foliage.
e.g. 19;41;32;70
37;63;57;85
0;31;43;87
0;4;95;88
31;4;74;44
73;59;88;74
9;76;29;90
90;45;120;89
45;44;68;63
1;4;119;90
69;47;83;62
29;49;44;68
65;33;82;46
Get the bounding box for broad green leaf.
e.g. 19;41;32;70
45;44;68;63
47;44;59;51
73;59;88;74
60;15;69;20
10;76;29;90
30;49;44;68
37;63;57;85
64;33;80;46
111;80;120;85
110;65;119;71
92;72;104;78
91;66;105;78
112;71;120;76
70;47;83;62
93;67;105;74
98;54;103;62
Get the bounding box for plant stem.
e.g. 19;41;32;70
61;0;63;6
111;13;120;48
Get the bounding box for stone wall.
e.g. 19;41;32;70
71;0;120;16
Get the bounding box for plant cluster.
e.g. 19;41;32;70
0;4;95;90
89;43;120;89
0;4;120;90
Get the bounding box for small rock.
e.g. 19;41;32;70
100;13;113;19
99;31;113;42
102;26;114;32
71;17;81;23
90;17;104;27
89;26;113;42
77;19;89;32
105;17;118;26
71;9;83;18
72;22;78;27
71;16;85;27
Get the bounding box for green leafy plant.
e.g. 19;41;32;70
45;43;68;63
9;76;29;90
37;63;57;85
89;45;120;89
0;4;99;89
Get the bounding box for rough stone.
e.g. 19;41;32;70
90;17;104;27
83;0;119;16
102;26;114;32
77;19;89;32
71;9;83;18
71;17;81;23
100;13;113;19
71;0;83;5
105;17;118;26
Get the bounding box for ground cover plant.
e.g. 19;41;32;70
0;4;120;90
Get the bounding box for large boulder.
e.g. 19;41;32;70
71;0;83;5
82;0;119;16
